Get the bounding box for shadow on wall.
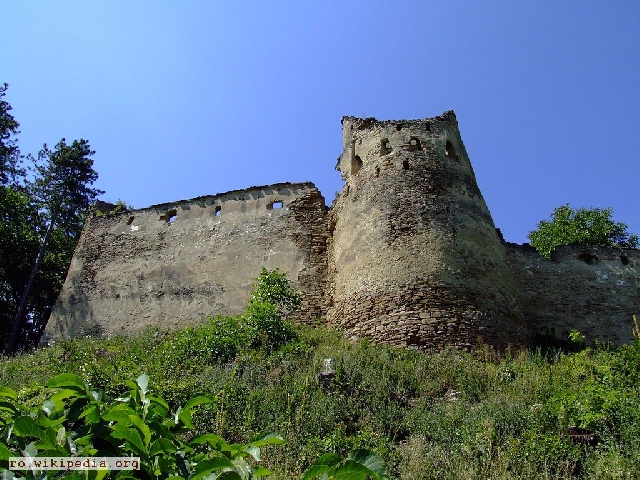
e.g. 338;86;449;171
40;277;101;344
505;243;640;349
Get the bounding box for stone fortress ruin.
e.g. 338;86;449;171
44;111;640;349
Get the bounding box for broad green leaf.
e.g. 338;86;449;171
302;453;343;480
191;434;227;450
46;373;87;393
50;388;84;403
103;404;137;422
149;438;177;457
231;457;251;478
113;474;138;480
79;404;101;424
177;408;197;429
109;422;130;440
122;427;146;456
302;465;331;480
147;394;169;411
12;416;42;438
0;442;12;460
182;395;215;412
331;459;387;480
226;443;246;458
0;387;17;400
127;414;151;449
0;400;19;415
92;469;109;480
249;432;285;447
251;466;273;477
309;453;342;467
190;457;237;480
346;449;387;477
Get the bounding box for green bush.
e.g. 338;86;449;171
249;267;301;319
528;204;638;258
2;331;640;478
2;285;640;478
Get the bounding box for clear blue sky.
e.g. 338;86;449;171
3;1;639;244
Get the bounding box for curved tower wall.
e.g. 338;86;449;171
327;111;528;350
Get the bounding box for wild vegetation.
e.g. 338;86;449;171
528;204;638;258
0;83;104;353
1;270;639;478
2;81;639;477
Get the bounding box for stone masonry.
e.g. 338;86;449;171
43;112;640;349
45;182;329;339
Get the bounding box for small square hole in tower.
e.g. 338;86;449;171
160;209;178;223
409;137;421;151
215;206;221;216
445;140;456;158
351;155;363;175
267;201;283;210
380;139;391;156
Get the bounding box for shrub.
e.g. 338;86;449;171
249;267;301;319
243;268;300;351
528;204;638;258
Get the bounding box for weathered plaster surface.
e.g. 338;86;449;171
45;182;328;340
44;113;639;349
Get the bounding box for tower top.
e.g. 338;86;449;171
341;110;457;129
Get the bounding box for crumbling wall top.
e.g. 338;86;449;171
98;181;322;218
340;110;457;130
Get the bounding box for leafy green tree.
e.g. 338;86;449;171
249;267;302;319
0;83;24;186
528;204;639;258
0;188;40;345
0;84;33;349
244;268;301;351
6;139;103;353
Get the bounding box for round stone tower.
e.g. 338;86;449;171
327;111;528;350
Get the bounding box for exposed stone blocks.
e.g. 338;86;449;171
44;182;329;342
506;243;640;346
44;112;639;350
327;112;529;350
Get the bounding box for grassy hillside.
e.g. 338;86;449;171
2;318;640;479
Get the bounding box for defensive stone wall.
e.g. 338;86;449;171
44;182;329;341
506;243;640;346
44;112;640;349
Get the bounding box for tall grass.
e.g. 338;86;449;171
2;321;639;479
